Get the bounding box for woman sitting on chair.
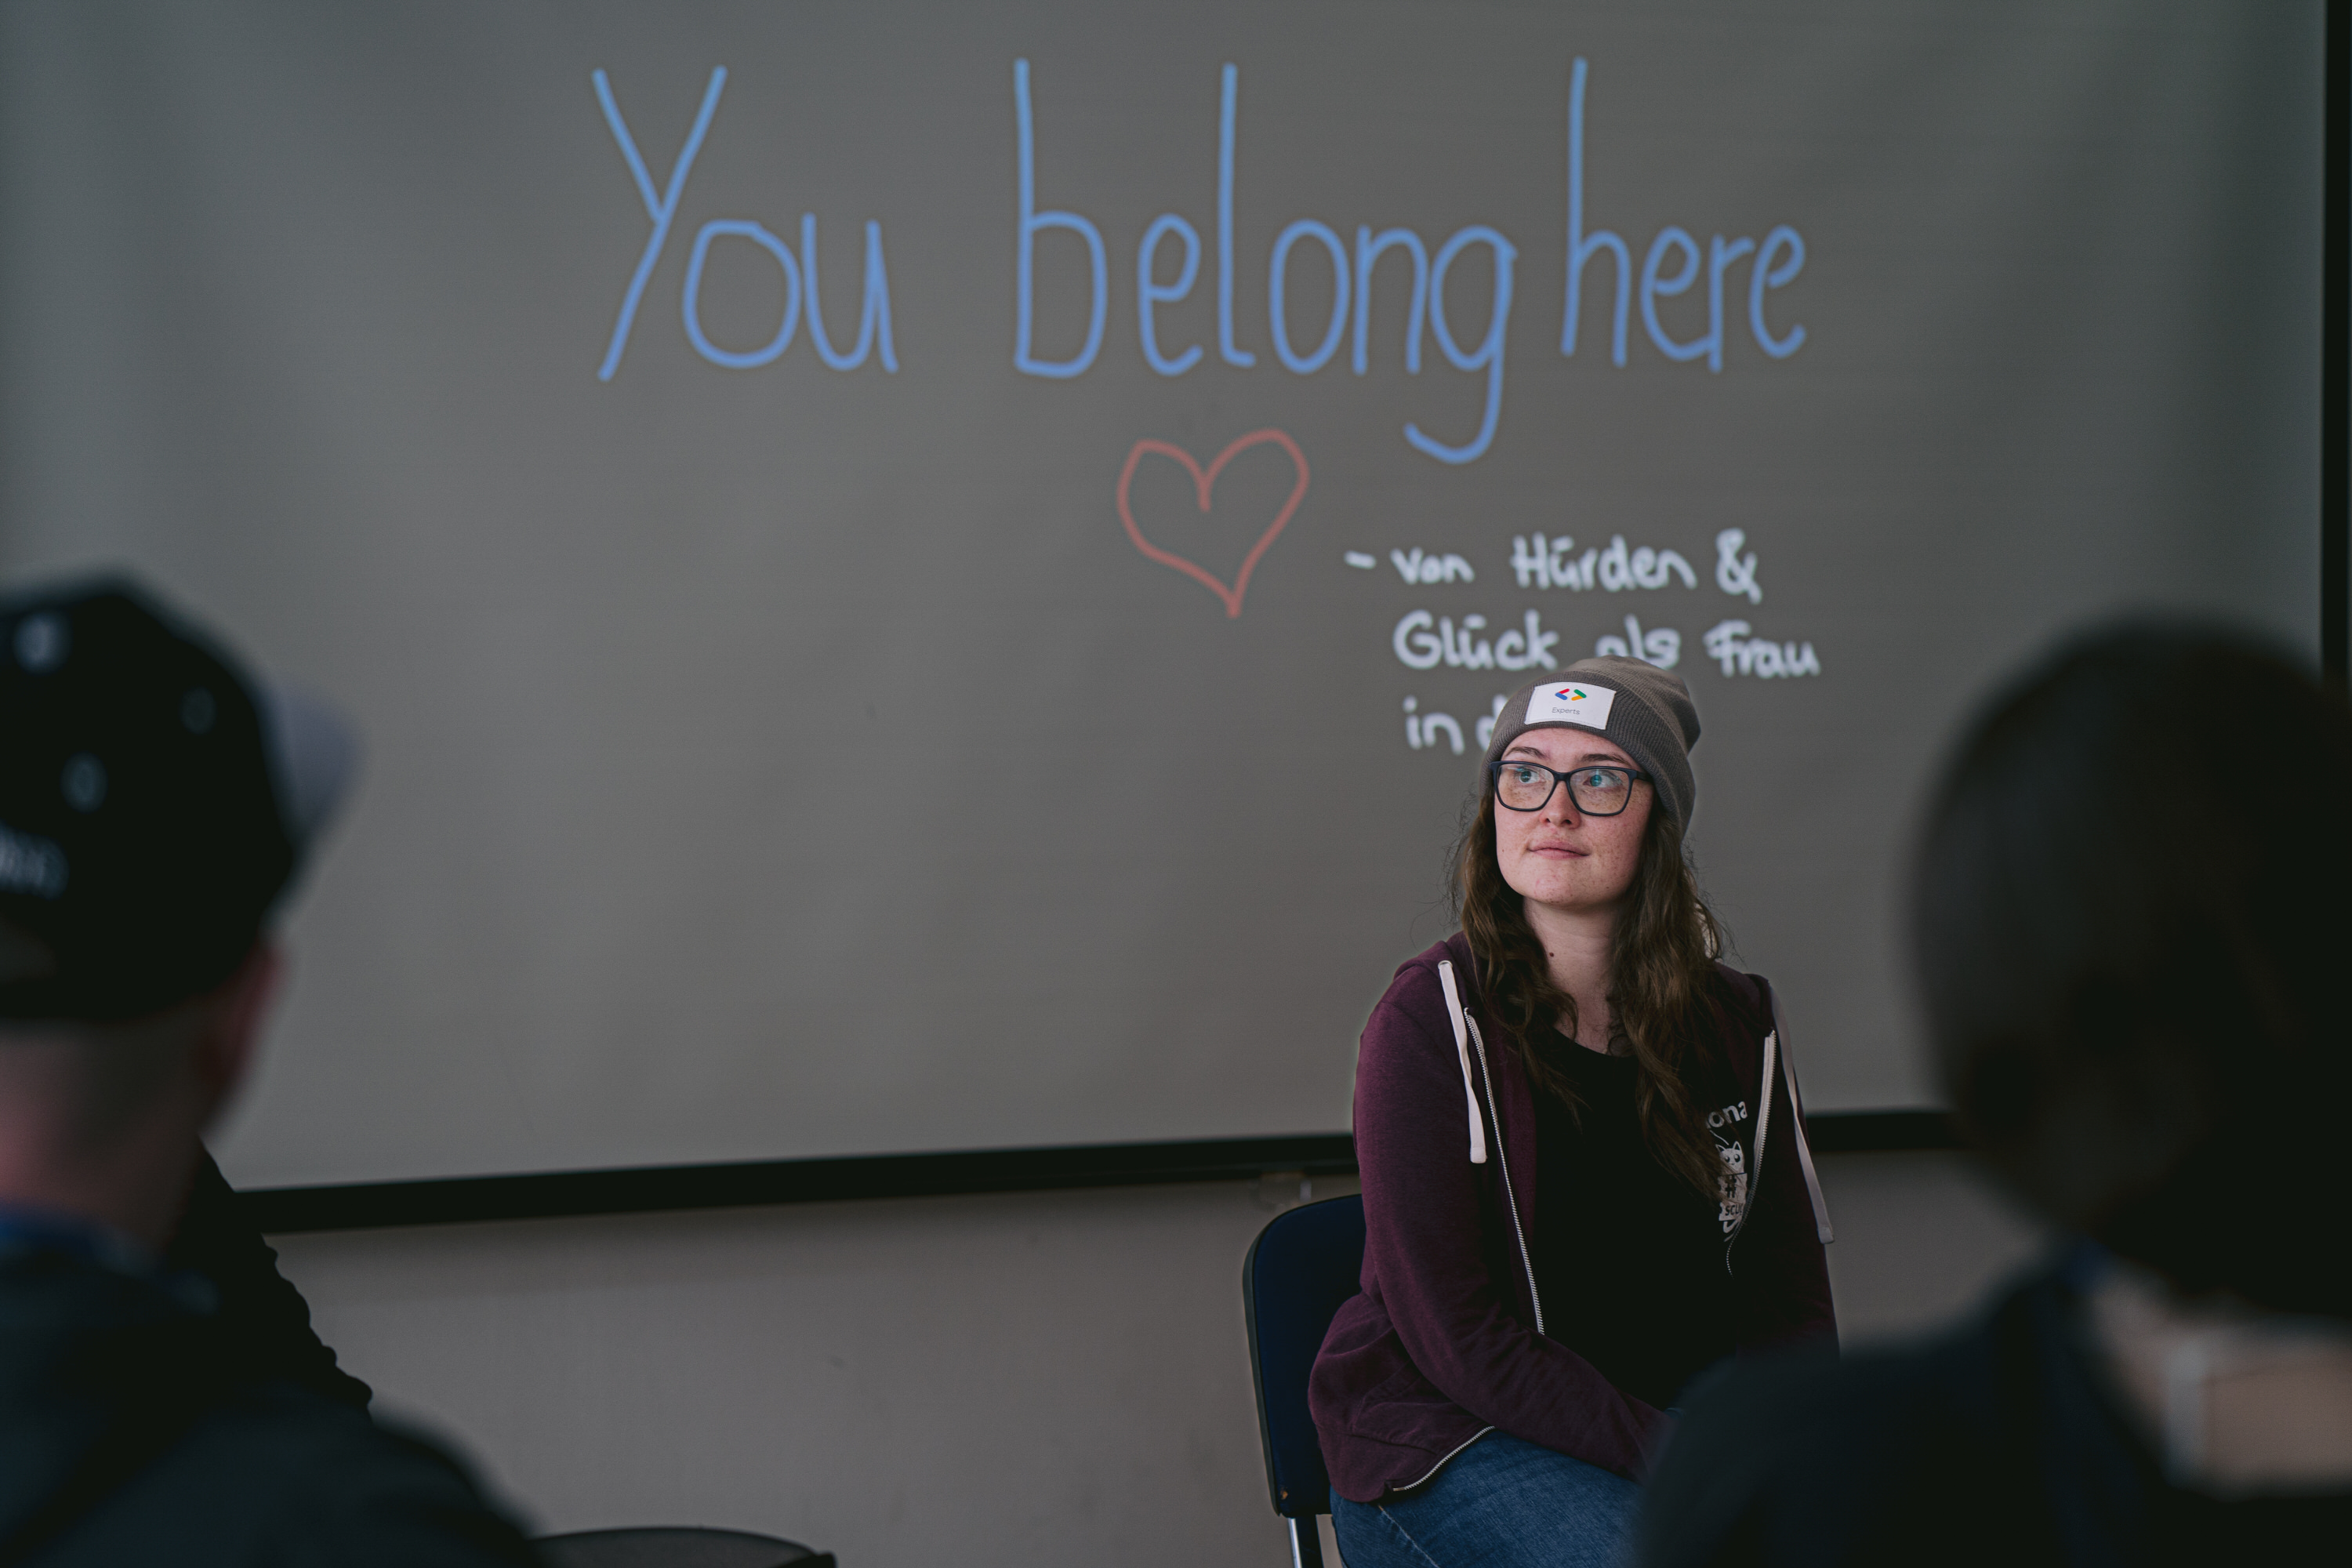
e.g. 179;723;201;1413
1311;659;1836;1567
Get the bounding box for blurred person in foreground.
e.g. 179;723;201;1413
1640;622;2352;1564
0;578;536;1564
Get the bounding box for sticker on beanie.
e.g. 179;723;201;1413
1526;683;1616;731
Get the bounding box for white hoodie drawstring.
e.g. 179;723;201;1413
1769;993;1835;1245
1436;960;1487;1164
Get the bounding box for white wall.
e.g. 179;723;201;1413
269;1152;2043;1568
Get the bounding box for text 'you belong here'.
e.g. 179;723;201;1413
590;58;1810;466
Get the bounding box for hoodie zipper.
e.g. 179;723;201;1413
1465;1011;1545;1337
1392;1423;1498;1494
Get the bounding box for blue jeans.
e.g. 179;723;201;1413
1329;1432;1640;1568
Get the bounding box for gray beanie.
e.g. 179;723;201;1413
1479;657;1702;827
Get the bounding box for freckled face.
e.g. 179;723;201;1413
1493;727;1653;919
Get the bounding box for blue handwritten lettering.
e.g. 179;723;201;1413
1218;63;1255;368
1138;214;1203;376
1270;220;1349;373
681;219;800;368
1013;59;1107;379
1562;58;1630;366
801;216;899;372
1640;227;1707;364
1750;225;1806;358
1706;234;1755;372
1406;227;1516;464
1354;227;1428;375
592;67;727;381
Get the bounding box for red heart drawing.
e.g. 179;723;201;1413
1116;430;1310;619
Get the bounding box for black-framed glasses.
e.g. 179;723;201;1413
1489;759;1649;816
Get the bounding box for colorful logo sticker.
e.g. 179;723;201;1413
1526;682;1616;731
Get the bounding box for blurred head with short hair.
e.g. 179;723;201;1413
1910;621;2352;1319
0;576;354;1244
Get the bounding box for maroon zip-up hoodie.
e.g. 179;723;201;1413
1309;934;1837;1502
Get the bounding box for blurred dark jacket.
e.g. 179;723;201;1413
165;1151;373;1410
0;1158;535;1565
1639;1253;2351;1566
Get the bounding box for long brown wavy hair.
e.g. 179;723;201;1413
1452;783;1726;1199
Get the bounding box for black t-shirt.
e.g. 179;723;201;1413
1530;1040;1734;1410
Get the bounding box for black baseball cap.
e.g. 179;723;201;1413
0;575;357;1020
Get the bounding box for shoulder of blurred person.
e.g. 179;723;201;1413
165;1149;372;1408
1639;1248;2352;1568
0;1230;535;1566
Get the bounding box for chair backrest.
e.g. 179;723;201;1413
1241;1193;1367;1521
533;1527;833;1568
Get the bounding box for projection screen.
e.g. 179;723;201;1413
0;0;2321;1187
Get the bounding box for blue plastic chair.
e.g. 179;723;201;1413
1242;1193;1367;1568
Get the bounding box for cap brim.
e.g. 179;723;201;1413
256;681;360;856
